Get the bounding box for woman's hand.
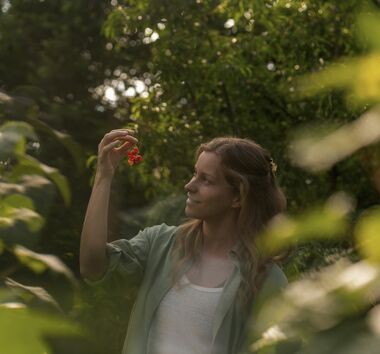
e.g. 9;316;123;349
96;129;138;180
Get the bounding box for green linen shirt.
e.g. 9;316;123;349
86;223;288;354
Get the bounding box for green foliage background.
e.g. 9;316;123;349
1;0;380;353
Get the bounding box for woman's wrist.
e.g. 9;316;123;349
94;169;114;186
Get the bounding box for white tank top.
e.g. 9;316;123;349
147;275;223;354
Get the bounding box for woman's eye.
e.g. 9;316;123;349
191;171;212;184
202;177;211;184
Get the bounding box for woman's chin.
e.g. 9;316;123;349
184;206;197;218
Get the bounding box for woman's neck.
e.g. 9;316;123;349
201;217;239;257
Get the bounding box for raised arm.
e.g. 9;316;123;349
79;129;137;281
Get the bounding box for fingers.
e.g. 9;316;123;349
102;140;121;154
99;129;136;149
114;139;133;152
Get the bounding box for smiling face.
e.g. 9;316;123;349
184;151;240;222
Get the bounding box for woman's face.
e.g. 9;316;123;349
184;151;239;221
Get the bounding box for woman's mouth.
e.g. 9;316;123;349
186;195;199;204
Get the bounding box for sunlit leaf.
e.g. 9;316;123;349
296;53;380;104
0;91;12;103
13;245;77;284
288;105;380;172
0;195;44;233
2;193;35;209
258;193;353;255
357;8;380;51
355;206;380;263
0;121;37;160
0;175;52;198
368;304;380;335
0;305;83;354
250;324;287;352
0;130;25;160
5;278;62;312
251;260;380;352
0;121;38;141
86;154;97;168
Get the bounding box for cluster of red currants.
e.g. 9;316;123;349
127;146;143;166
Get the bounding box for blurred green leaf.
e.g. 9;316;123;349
258;193;353;255
11;155;71;206
26;116;85;174
86;155;97;169
5;278;62;312
102;7;128;39
288;105;380;172
0;131;25;160
0;304;83;354
0;121;38;141
357;9;380;51
0;121;37;160
296;53;380;105
0;195;44;233
2;193;35;209
367;304;380;336
0;91;12;103
13;245;77;284
355;206;380;263
251;259;380;352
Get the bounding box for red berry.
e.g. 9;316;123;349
130;147;139;155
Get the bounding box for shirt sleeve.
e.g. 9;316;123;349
83;226;152;288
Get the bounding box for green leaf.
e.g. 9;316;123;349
0;121;37;160
25;116;85;174
355;206;380;263
13;245;77;284
259;193;353;255
2;194;35;209
0;195;44;233
0;304;83;354
0;121;38;141
288;106;380;172
357;10;380;51
86;154;97;168
0;130;25;160
296;53;380;104
102;7;128;39
5;278;62;312
251;260;380;352
11;155;71;206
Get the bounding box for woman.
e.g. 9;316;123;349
80;129;288;354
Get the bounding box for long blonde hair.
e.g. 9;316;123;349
172;137;286;305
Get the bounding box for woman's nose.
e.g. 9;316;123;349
185;177;196;192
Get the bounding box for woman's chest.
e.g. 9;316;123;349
186;256;235;288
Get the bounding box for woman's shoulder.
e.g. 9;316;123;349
144;223;179;242
265;262;288;287
146;222;178;234
257;262;288;301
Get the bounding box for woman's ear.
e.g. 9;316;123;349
232;181;247;208
232;197;241;208
231;189;242;208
